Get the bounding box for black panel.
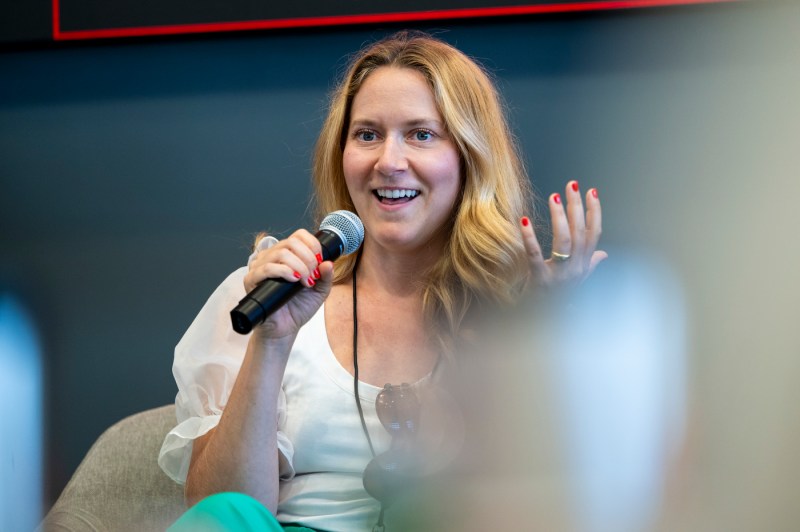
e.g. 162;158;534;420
0;1;724;44
0;0;51;44
58;0;579;31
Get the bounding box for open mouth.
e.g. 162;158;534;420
373;188;420;205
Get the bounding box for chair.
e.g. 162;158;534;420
37;405;187;531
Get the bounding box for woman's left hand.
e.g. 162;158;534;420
520;180;607;289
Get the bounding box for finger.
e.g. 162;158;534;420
274;231;325;287
549;192;571;259
588;250;608;275
285;230;322;274
244;261;305;293
584;188;603;259
279;246;314;280
565;181;587;265
292;229;324;266
313;261;335;295
519;215;547;278
247;240;315;290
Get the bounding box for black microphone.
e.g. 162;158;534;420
230;210;364;334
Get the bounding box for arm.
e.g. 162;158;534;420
181;229;334;513
184;332;295;512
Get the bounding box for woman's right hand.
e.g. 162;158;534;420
243;229;334;340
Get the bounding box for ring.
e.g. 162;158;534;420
551;251;571;262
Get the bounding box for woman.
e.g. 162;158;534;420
159;31;605;531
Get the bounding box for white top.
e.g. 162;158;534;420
158;237;393;531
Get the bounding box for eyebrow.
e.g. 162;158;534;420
348;118;444;129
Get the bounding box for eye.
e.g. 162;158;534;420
355;129;378;142
413;129;434;142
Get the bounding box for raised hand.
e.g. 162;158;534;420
520;180;607;289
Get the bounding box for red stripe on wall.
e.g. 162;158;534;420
52;0;738;41
52;0;61;39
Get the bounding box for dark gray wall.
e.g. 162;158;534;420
1;0;797;512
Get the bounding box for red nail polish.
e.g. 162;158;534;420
313;268;320;279
591;188;598;199
521;216;530;227
307;277;316;286
553;193;561;205
293;271;302;279
315;253;323;264
571;181;579;192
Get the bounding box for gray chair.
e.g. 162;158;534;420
38;405;187;531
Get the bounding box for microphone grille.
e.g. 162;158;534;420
319;210;364;256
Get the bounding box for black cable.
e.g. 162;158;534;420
352;252;387;531
352;256;376;458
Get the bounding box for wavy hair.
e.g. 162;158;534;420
312;31;533;350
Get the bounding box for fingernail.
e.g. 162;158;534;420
521;216;530;227
313;268;320;279
591;188;598;199
307;277;316;286
553;193;561;205
571;181;579;192
293;271;302;279
315;253;323;264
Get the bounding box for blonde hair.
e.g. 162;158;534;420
313;31;533;350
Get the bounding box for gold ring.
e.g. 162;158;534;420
551;251;571;262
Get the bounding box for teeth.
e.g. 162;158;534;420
376;189;419;199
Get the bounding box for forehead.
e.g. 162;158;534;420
350;66;440;121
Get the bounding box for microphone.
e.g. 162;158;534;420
230;210;364;334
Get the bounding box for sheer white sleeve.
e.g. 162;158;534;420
158;236;295;484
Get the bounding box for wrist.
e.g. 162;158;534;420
249;327;297;354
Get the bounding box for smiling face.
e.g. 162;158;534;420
342;66;462;257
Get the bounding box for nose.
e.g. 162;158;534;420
374;137;408;176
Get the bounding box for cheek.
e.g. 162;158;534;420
428;150;462;199
341;148;354;179
342;140;373;164
342;154;374;214
341;151;358;189
342;148;371;184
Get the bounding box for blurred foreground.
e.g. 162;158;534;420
394;3;800;529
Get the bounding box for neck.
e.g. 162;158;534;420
355;238;442;298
